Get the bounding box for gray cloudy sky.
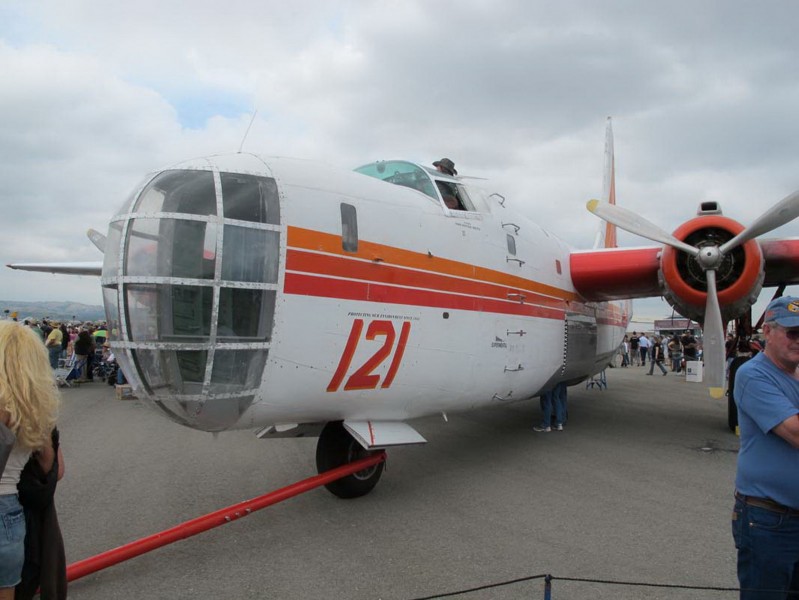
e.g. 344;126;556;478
2;0;799;319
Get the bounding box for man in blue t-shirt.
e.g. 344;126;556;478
732;296;799;599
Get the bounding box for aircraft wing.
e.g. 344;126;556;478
570;246;661;301
6;262;103;276
571;237;799;302
760;238;799;286
6;229;105;277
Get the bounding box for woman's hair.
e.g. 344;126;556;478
0;321;60;449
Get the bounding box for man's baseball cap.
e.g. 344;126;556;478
764;296;799;328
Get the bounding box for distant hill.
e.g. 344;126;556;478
0;300;105;323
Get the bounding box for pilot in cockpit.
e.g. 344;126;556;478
432;158;466;210
437;180;465;211
442;194;462;210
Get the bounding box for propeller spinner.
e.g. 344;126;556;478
587;192;799;398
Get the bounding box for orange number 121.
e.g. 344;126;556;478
326;319;411;392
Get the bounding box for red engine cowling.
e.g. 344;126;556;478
659;215;764;323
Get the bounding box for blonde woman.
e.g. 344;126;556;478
0;321;63;599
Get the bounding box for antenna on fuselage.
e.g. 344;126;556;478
238;110;258;153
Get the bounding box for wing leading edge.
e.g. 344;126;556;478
6;262;103;276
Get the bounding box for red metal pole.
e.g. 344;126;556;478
66;451;387;582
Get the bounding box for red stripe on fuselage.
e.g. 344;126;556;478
284;272;565;320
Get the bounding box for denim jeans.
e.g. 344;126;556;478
539;384;566;427
48;346;61;369
732;496;799;599
648;358;668;374
0;494;25;587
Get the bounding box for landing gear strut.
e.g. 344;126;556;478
315;421;384;498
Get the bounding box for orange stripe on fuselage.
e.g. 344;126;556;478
283;272;565;320
287;226;579;302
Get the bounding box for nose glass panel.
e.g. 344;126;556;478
221;226;279;283
126;218;217;279
220;172;279;224
104;167;281;431
218;289;275;342
125;284;213;342
211;350;269;392
135;170;216;215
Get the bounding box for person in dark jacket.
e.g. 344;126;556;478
73;331;94;382
58;325;68;360
647;336;668;375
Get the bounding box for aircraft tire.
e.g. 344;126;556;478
727;394;738;433
315;421;384;499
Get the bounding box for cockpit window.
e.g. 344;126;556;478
455;184;476;211
354;160;438;200
436;182;475;212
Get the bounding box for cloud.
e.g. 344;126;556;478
2;0;799;318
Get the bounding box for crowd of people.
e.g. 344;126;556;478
618;329;767;382
618;329;701;374
12;318;123;386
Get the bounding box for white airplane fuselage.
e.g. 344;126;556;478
100;153;629;434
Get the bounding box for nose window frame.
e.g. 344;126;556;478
104;167;282;431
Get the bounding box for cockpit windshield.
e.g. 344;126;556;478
354;160;438;201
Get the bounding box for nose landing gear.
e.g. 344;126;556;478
315;421;385;498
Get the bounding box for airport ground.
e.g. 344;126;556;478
55;365;740;600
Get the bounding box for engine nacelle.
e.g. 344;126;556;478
658;214;764;324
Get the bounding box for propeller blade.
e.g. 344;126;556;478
587;200;699;257
719;190;799;254
702;269;726;398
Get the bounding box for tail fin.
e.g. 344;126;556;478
593;117;618;249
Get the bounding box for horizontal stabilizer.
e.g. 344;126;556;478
6;262;103;276
344;420;427;449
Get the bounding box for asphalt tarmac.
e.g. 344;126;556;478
55;365;740;600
